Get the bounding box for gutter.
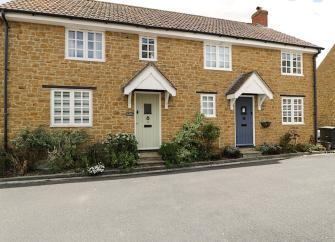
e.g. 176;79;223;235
313;49;321;144
1;10;8;151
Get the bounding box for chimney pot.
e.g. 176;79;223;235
252;6;268;27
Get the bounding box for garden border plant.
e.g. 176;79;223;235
0;127;140;177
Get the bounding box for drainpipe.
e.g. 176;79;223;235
1;10;8;151
313;49;321;144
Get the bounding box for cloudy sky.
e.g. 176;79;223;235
0;0;333;64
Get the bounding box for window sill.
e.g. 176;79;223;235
65;57;105;63
204;67;232;71
139;58;157;62
281;73;304;77
50;124;93;128
282;123;305;126
203;115;217;118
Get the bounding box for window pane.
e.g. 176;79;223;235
88;51;94;59
88;42;94;50
96;42;102;51
77;50;83;58
96;51;102;59
77;40;83;49
77;31;83;40
68;31;75;39
96;33;102;42
88;32;94;41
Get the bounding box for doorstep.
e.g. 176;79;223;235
0;151;328;188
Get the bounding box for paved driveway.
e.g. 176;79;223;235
1;154;335;242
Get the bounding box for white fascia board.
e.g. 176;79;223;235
6;13;319;54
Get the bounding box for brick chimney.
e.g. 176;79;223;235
252;7;268;27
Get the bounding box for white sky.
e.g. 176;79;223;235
0;0;334;65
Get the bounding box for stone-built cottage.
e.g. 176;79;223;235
318;44;335;127
0;0;323;150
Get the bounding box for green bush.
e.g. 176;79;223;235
12;127;52;170
259;144;282;155
175;113;203;149
222;146;243;159
104;133;139;169
201;123;220;152
85;142;109;167
279;132;298;153
160;114;221;166
47;130;88;172
295;143;312;152
0;144;9;177
117;151;137;169
159;143;179;164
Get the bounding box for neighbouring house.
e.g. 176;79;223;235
318;44;335;127
0;0;323;150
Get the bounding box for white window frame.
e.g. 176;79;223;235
65;29;105;62
139;36;157;61
200;94;216;118
281;51;303;76
281;96;304;125
204;42;232;71
50;89;93;127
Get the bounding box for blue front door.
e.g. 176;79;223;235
236;97;254;146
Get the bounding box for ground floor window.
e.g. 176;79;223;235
51;89;93;127
282;96;304;124
200;94;216;118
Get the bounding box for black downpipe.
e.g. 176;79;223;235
313;49;321;144
1;10;8;151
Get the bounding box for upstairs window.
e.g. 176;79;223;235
204;43;231;70
282;96;304;125
200;94;216;118
281;51;303;75
51;89;93;127
66;30;104;61
140;36;157;61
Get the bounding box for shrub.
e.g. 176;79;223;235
200;123;220;152
222;146;243;159
104;133;139;169
159;143;179;164
104;133;139;158
47;130;88;172
0;144;9;177
12;127;52;170
308;144;326;152
175;113;203;149
85;142;109;167
295;143;312;152
279;131;299;153
160;114;221;166
259;144;282;155
117;151;137;169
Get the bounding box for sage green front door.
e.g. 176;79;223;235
136;93;160;150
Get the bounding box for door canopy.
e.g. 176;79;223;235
225;71;273;110
123;63;176;109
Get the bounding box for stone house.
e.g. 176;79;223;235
0;0;323;150
317;44;335;127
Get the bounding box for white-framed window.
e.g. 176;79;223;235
281;96;304;125
281;51;303;75
139;36;157;61
204;43;231;71
51;89;93;127
200;94;216;118
65;29;105;61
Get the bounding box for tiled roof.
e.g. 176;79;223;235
225;71;272;96
0;0;321;49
